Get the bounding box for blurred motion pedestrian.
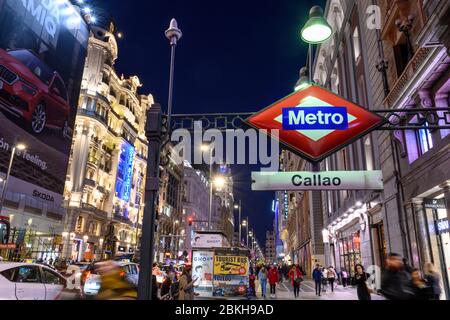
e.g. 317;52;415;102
411;268;433;300
95;261;137;300
354;264;372;300
424;262;442;300
380;253;414;300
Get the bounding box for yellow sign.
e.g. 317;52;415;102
214;255;248;276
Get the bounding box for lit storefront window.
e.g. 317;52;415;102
338;231;362;278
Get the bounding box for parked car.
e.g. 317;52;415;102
0;262;80;300
0;48;70;136
83;261;139;297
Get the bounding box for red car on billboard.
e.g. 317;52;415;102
0;49;70;136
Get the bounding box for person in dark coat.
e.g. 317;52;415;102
424;262;442;300
353;264;372;300
380;253;415;300
312;264;323;296
411;268;433;300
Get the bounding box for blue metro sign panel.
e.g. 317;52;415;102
282;106;349;131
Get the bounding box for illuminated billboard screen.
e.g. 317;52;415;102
0;0;88;206
115;142;135;203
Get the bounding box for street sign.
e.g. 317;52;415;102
246;85;386;162
424;198;446;210
252;171;384;191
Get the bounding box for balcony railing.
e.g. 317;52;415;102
383;47;432;108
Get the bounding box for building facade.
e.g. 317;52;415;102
265;231;276;264
181;161;211;254
314;0;450;298
62;22;151;262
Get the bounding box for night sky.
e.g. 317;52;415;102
91;0;325;245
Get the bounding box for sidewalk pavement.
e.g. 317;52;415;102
253;279;385;301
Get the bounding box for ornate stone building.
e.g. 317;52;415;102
62;22;151;262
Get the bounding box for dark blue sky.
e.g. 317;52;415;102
92;0;325;245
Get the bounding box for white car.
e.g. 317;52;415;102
83;262;139;297
0;262;68;300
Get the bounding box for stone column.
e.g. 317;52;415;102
412;198;432;267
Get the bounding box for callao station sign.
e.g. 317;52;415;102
247;85;386;191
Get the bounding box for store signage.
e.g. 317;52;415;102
191;233;224;248
246;85;386;162
252;171;383;191
436;219;449;234
424;198;446;210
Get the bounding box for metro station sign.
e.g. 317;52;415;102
246;85;386;163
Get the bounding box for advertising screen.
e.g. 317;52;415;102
0;0;88;205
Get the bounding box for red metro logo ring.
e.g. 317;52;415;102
246;85;386;163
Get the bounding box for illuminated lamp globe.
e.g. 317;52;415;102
301;6;333;44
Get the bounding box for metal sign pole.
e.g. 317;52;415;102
138;104;163;300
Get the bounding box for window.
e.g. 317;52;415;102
0;268;15;282
416;123;434;155
364;137;374;170
393;43;409;77
42;268;65;285
352;27;361;63
13;266;41;283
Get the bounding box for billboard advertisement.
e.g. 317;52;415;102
191;232;224;248
0;0;89;205
213;249;249;297
192;250;214;296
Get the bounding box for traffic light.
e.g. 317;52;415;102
188;217;193;226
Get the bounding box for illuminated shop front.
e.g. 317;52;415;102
337;231;361;279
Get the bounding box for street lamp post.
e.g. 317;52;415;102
0;143;26;214
165;18;182;133
300;5;333;83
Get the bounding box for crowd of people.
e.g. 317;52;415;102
251;252;443;301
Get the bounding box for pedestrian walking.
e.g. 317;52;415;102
268;265;279;298
424;262;442;300
411;268;433;300
179;265;197;300
380;253;415;300
258;266;268;298
327;266;337;292
341;269;348;287
312;264;323;296
249;271;256;298
354;264;372;300
288;264;303;298
321;266;328;292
